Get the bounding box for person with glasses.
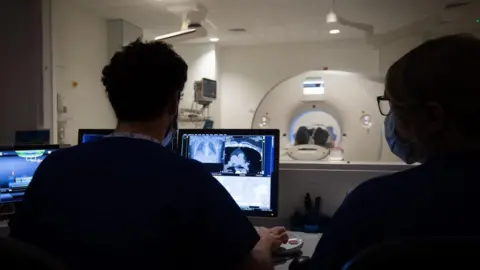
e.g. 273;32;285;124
309;34;480;270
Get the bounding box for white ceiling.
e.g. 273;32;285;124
67;0;479;45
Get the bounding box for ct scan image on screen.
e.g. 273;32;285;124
179;132;275;214
187;135;226;164
223;136;263;175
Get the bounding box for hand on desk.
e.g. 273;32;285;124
251;227;290;269
256;226;289;249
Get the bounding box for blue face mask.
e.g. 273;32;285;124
162;128;175;147
162;114;178;147
384;113;414;164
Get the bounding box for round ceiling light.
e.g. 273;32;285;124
329;29;340;34
209;37;219;42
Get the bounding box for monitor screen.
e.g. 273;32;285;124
0;146;59;204
203;120;214;129
177;129;279;217
15;130;50;145
202;78;217;99
78;129;113;144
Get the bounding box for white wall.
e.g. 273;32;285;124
218;41;379;129
52;5;219;143
378;35;424;76
174;44;219;128
52;0;115;145
107;19;143;59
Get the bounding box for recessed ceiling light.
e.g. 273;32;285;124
210;37;220;42
329;29;340;34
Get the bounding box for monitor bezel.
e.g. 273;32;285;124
176;129;280;218
78;129;114;145
14;129;51;146
0;144;60;152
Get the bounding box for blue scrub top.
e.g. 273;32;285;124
9;137;259;270
310;153;480;270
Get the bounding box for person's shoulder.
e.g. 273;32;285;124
32;146;88;174
39;146;73;163
99;137;212;175
43;142;95;160
171;154;213;178
54;138;163;158
46;139;211;177
363;164;424;186
347;165;425;202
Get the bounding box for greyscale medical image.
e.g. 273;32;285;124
224;136;263;174
188;135;226;163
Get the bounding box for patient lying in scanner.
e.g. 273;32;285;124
294;126;336;149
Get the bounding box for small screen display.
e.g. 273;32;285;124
82;134;108;144
202;79;217;99
78;129;113;145
0;148;58;204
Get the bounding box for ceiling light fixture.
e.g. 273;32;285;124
210;37;219;42
153;3;209;43
329;29;340;34
326;11;338;23
154;28;197;41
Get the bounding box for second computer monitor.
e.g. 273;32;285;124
0;145;59;204
15;130;50;146
177;129;279;217
78;129;114;145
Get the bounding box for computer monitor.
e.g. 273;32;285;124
15;130;50;145
194;78;217;104
78;129;113;144
0;145;59;204
177;129;279;217
203;120;214;129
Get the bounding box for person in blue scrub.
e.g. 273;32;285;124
9;40;287;270
310;34;480;270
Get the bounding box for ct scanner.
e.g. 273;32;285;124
245;70;414;228
251;70;400;163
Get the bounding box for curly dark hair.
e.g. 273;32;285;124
102;39;187;122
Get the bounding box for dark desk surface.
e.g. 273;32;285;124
0;223;321;269
0;221;8;238
275;232;322;270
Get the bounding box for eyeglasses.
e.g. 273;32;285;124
377;96;390;116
